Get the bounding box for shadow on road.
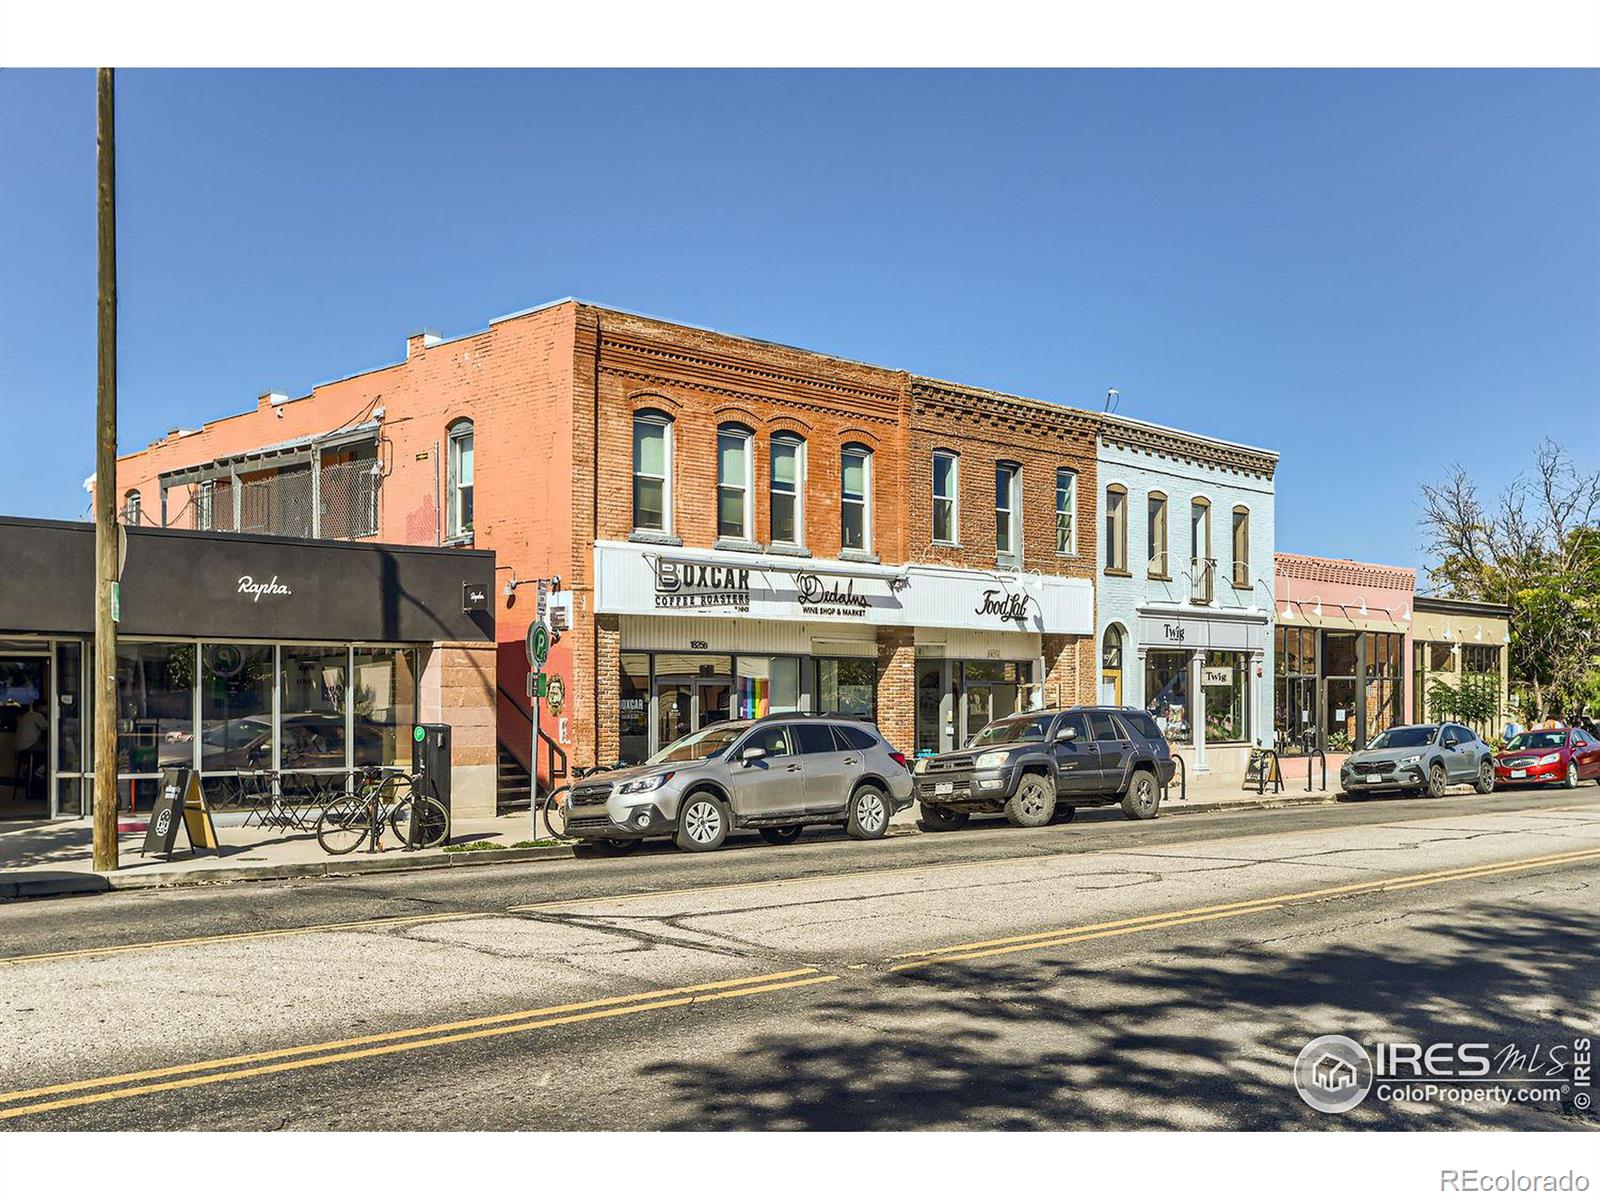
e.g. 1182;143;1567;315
640;898;1600;1131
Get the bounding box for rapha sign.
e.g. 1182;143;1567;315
237;575;293;602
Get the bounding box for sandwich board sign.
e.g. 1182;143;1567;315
140;768;222;859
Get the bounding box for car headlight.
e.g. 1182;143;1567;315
618;772;674;794
974;751;1009;771
1536;753;1561;766
1397;754;1421;766
914;757;929;775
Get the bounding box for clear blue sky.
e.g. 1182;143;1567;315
2;69;1596;568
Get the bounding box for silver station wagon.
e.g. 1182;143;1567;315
561;714;915;853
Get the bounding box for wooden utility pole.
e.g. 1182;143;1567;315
93;68;119;872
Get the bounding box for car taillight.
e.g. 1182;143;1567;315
889;751;909;770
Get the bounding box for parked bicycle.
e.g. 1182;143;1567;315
539;762;622;841
315;765;450;855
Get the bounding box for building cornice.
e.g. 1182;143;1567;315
911;378;1101;440
1275;552;1414;592
1101;416;1278;480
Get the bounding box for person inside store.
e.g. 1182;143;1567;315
14;700;47;800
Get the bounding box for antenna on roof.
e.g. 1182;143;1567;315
1103;388;1120;414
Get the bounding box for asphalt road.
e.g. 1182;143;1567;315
2;788;1597;1131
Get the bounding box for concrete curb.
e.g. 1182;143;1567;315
4;791;1343;900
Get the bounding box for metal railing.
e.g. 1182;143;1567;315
497;684;569;785
1189;557;1216;605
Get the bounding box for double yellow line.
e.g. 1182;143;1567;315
887;845;1600;969
0;967;835;1122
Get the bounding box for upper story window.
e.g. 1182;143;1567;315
1104;484;1127;572
1191;497;1214;603
1232;506;1251;589
123;490;142;526
197;480;214;531
1147;491;1169;578
1055;468;1077;555
717;423;753;541
995;462;1021;565
446;419;474;540
932;450;959;545
769;433;805;547
632;410;672;533
841;443;872;553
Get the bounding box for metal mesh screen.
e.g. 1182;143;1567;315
319;458;380;540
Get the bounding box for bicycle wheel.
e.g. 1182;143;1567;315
542;787;572;840
316;794;371;855
390;792;450;850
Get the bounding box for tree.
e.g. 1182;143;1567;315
1420;441;1600;722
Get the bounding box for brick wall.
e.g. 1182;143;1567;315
875;627;916;753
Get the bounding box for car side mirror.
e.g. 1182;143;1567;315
739;745;767;764
1442;736;1458;749
1056;727;1078;742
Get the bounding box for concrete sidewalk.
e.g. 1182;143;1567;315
0;766;1338;899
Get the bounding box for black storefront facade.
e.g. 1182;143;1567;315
0;517;494;821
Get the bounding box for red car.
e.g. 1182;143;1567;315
1494;726;1600;788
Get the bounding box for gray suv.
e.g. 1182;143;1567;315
914;706;1177;831
1339;722;1495;797
563;715;914;853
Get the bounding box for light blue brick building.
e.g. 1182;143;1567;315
1096;416;1277;776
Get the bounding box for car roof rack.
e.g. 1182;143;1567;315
746;710;878;725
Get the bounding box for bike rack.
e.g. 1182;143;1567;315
1165;753;1188;802
1308;749;1328;793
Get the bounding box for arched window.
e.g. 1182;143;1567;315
1101;624;1126;706
1232;505;1251;589
632;410;673;534
446;419;474;539
1055;468;1077;555
1104;484;1127;572
717;422;753;541
994;461;1021;566
769;432;806;547
123;489;142;526
1147;491;1169;578
1190;497;1213;603
932;450;959;545
841;443;873;553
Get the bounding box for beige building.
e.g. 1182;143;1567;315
1411;595;1512;738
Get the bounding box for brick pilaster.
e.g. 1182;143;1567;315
875;626;916;753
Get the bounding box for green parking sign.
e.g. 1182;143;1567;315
528;621;550;666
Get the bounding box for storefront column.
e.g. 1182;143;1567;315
875;628;915;755
1191;648;1209;774
419;642;498;819
595;613;621;767
1250;648;1266;746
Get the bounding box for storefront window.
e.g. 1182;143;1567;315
55;641;84;776
1202;651;1249;743
1146;650;1190;743
619;653;650;765
1275;626;1317;748
280;646;349;771
735;656;801;719
200;644;275;771
352;648;417;768
1364;632;1404;744
816;657;875;718
116;642;196;773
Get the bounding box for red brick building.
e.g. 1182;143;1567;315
115;301;1103;810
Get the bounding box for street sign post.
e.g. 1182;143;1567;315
526;617;551;837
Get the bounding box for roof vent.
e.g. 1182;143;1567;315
267;392;290;406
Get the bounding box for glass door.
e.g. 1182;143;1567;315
915;660;950;756
651;654;733;756
0;654;51;819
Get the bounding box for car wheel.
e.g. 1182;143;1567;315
1119;769;1161;820
758;825;804;846
675;792;730;852
1004;773;1056;828
1564;761;1580;789
1050;804;1076;825
1426;763;1448;798
917;802;970;832
1474;760;1495;794
846;785;891;840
